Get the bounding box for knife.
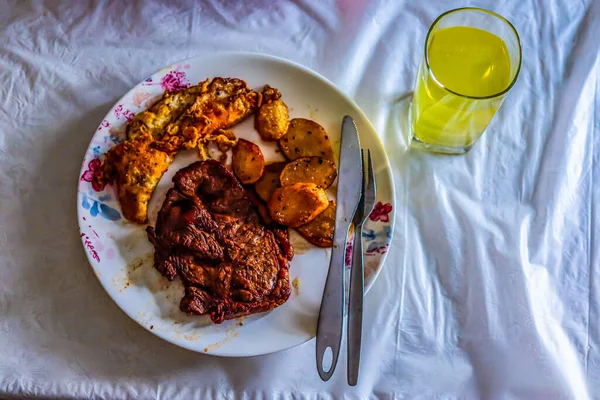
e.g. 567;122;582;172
316;115;363;381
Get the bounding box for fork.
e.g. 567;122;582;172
347;149;376;386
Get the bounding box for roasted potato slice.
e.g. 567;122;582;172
297;200;335;248
255;99;290;141
280;156;337;189
232;139;264;184
278;118;334;161
254;162;286;202
268;183;329;228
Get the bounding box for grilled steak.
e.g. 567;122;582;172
146;160;293;323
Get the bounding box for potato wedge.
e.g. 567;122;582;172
232;139;264;184
255;99;290;141
297;200;335;248
278;118;334;161
280;157;337;189
254;162;286;202
268;183;329;227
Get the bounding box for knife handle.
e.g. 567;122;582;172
347;224;364;386
316;230;349;381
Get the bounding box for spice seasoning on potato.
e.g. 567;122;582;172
255;99;290;141
296;200;335;247
254;162;287;202
232;139;265;184
278;118;334;161
268;183;329;228
280;156;337;189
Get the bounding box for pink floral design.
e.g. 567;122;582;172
369;202;392;222
81;232;100;262
160;68;190;91
97;119;110;130
114;104;135;122
133;89;151;107
80;158;105;192
345;241;353;267
366;244;389;255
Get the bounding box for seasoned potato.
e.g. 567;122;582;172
278;118;334;161
254;162;286;202
255;99;290;141
297;201;335;248
268;183;329;228
232;139;264;184
280;157;337;189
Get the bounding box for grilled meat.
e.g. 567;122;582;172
146;160;293;323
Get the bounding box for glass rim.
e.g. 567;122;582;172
424;7;522;100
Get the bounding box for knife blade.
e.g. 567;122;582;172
316;115;363;381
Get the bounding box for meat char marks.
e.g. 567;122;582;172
146;160;293;323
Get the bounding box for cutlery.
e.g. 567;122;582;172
347;149;376;386
316;116;363;381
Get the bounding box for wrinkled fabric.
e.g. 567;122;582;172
1;0;599;399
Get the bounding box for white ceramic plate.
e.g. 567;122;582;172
77;52;395;356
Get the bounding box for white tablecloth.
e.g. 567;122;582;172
1;0;599;398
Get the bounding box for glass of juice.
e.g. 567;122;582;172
409;8;522;154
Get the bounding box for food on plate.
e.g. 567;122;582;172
155;78;261;154
197;129;238;163
254;162;286;202
280;156;337;189
255;85;289;141
98;77;261;224
210;128;238;154
261;84;281;104
296;201;335;248
126;84;206;140
232;139;265;184
146;160;293;324
97;75;342;254
94;132;172;224
278;118;334;161
268;183;329;228
246;189;275;225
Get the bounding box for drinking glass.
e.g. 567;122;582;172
409;8;522;154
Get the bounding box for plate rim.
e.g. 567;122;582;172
76;51;396;356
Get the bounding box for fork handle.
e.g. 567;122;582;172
347;224;364;386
